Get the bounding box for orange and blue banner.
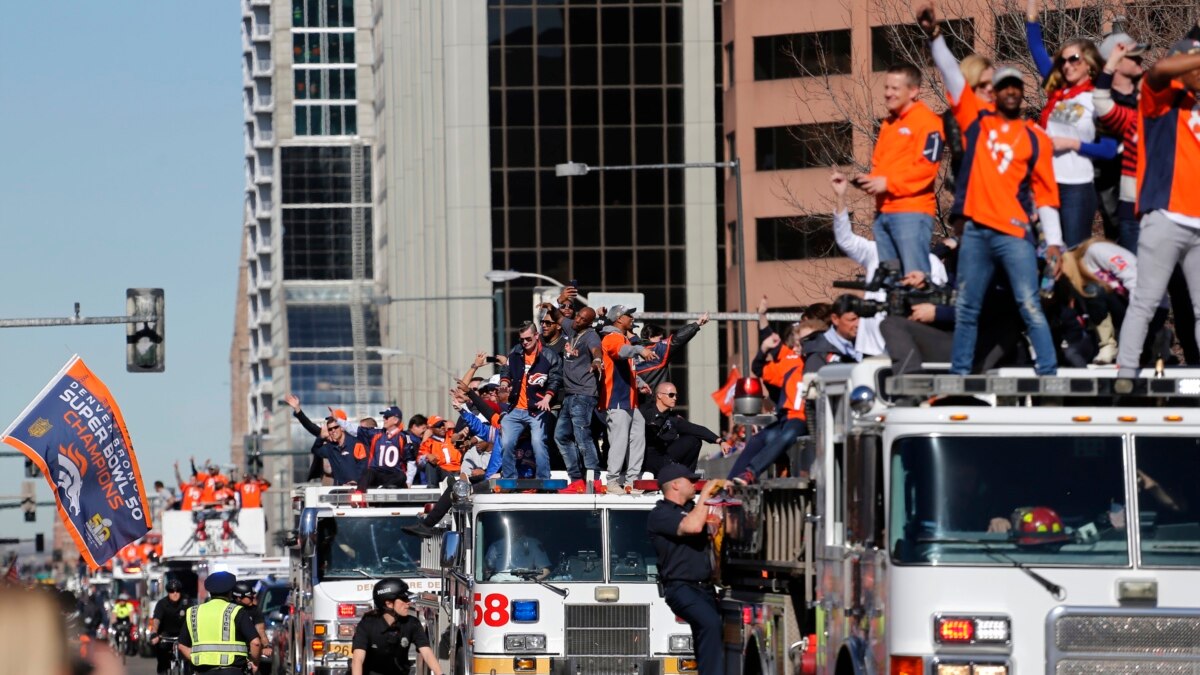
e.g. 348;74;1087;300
1;356;151;569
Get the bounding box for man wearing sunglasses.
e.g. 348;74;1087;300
498;323;563;479
641;383;723;476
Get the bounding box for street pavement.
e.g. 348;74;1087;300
122;653;157;675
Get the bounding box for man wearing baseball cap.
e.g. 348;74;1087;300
178;572;261;673
1117;36;1200;382
646;465;725;674
601;305;658;493
919;0;1062;376
337;405;411;488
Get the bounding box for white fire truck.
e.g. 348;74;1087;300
703;360;1200;675
424;478;698;675
285;486;444;675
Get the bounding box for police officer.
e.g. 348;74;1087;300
232;580;273;674
178;571;261;674
646;464;725;675
150;578;192;674
351;578;443;675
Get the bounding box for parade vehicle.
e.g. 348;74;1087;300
702;359;1200;675
426;478;698;675
285;485;443;675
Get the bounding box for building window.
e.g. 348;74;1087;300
292;0;355;28
756;216;839;261
295;104;358;136
281;208;373;280
753;30;852;80
755;122;853;171
281;146;371;203
871;19;974;72
724;42;734;85
293;32;355;64
294;68;357;101
726;132;736;163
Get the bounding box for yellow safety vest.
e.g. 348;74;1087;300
114;602;133;620
185;598;248;667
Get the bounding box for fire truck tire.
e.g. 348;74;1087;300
453;642;465;675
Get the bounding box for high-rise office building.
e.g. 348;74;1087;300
237;0;382;549
483;0;721;428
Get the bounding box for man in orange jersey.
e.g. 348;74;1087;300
601;305;658;494
1116;38;1200;380
235;473;271;509
727;331;807;484
854;61;946;278
499;322;562;479
921;1;1063;375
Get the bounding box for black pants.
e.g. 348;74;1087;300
880;317;954;375
663;581;724;675
643;436;704;475
360;468;407;488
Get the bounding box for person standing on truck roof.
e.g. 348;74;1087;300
647;464;725;675
285;394;365;485
339;405;411;488
351;578;442;675
499;321;563;480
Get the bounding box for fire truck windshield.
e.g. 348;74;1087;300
890;435;1128;566
316;516;423;580
1135;436;1200;567
476;510;606;582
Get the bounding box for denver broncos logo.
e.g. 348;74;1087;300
56;443;87;517
528;372;548;387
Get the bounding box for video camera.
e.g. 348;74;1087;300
832;260;953;318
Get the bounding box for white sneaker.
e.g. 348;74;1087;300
605;480;624;495
1094;344;1117;365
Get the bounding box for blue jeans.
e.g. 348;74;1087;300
727;417;807;480
663;582;724;675
873;211;934;277
554;394;600;481
1118;200;1140;253
1058;182;1098;248
951;222;1058;375
500;408;551;479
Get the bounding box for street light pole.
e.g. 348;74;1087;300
555;159;751;373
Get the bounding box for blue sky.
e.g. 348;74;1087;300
0;4;241;547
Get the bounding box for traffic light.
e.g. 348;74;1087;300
126;288;165;372
244;432;263;476
24;459;38;479
21;481;35;523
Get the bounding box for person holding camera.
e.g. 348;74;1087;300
852;62;945;278
500;322;562;479
830;171;948;357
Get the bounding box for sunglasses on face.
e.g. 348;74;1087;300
521;336;537;343
540;320;555;326
326;426;340;432
660;392;678;399
1061;53;1084;64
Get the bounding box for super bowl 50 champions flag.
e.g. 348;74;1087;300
0;356;152;569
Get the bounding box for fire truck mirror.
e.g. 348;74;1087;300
441;531;461;567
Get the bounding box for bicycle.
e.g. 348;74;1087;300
112;627;129;665
159;636;187;675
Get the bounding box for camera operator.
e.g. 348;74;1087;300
879;273;958;375
830;171;948;357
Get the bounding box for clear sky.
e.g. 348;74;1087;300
0;3;241;549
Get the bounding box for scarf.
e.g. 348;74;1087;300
1039;78;1093;129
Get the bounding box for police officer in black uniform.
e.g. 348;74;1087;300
232;581;272;675
150;578;192;674
646;464;725;674
351;578;443;675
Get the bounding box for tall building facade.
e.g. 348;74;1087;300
238;0;383;548
483;0;721;428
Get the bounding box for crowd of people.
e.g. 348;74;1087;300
283;287;728;496
808;1;1200;381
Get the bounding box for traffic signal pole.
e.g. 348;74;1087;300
0;302;154;328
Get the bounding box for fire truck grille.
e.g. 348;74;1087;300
1056;615;1200;655
564;604;650;657
1056;660;1200;674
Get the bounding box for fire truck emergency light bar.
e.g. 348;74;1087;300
318;488;437;506
886;374;1200;398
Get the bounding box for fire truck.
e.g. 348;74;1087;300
285;485;444;675
424;478;698;675
703;360;1200;674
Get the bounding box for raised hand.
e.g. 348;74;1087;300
915;1;939;37
284;394;300;411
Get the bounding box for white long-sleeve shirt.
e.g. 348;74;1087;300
833;209;948;356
